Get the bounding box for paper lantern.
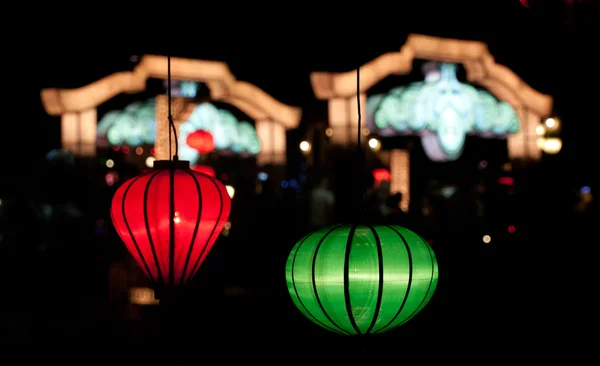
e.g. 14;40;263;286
372;168;391;187
111;160;231;288
186;129;215;153
286;224;438;335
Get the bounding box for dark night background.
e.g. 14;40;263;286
0;0;598;360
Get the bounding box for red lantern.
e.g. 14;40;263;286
186;130;215;153
191;165;216;177
372;168;391;187
110;160;231;288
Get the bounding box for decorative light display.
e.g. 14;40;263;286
97;99;261;161
177;103;260;163
186;130;215;153
286;224;438;335
111;160;231;288
98;99;156;147
370;63;520;161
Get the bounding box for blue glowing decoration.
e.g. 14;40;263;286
98;99;156;147
178;103;261;164
97;99;261;161
179;81;198;98
258;172;269;181
369;63;520;161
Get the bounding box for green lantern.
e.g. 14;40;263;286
285;224;438;335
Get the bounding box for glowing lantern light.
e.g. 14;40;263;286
110;160;231;289
286;224;438;335
498;177;515;186
186;130;215;154
372;168;391;187
191;165;216;177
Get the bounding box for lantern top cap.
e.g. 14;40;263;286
153;160;190;170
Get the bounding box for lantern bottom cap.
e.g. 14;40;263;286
153;160;190;170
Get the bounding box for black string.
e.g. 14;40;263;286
356;66;365;219
167;55;179;161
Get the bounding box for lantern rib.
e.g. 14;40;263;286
169;168;175;286
365;225;385;334
185;175;224;283
290;234;342;335
343;225;362;335
119;175;155;287
397;235;437;327
375;225;414;333
311;225;351;335
179;170;203;285
143;171;165;284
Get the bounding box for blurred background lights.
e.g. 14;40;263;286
225;185;235;199
536;125;546;135
508;225;516;234
483;235;491;243
106;159;114;168
368;138;380;149
135;146;144;155
541;138;562;154
580;186;591;195
299;140;311;152
325;128;333;137
145;156;155;168
257;172;268;181
544;117;560;131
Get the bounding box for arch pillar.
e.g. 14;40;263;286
328;93;367;147
61;109;97;156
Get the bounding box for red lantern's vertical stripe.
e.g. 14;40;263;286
185;174;229;282
117;172;162;282
111;174;154;284
179;170;203;284
171;171;201;284
143;172;165;283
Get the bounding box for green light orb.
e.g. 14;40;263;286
285;224;438;335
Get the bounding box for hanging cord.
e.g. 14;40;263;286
167;55;179;161
355;66;366;220
167;55;177;287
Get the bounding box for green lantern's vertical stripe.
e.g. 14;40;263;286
365;225;385;334
343;225;361;334
311;225;350;335
372;225;409;333
375;225;413;333
398;227;438;326
399;233;438;325
288;234;340;334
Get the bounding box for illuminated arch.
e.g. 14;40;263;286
310;33;554;161
41;55;301;128
41;55;300;164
